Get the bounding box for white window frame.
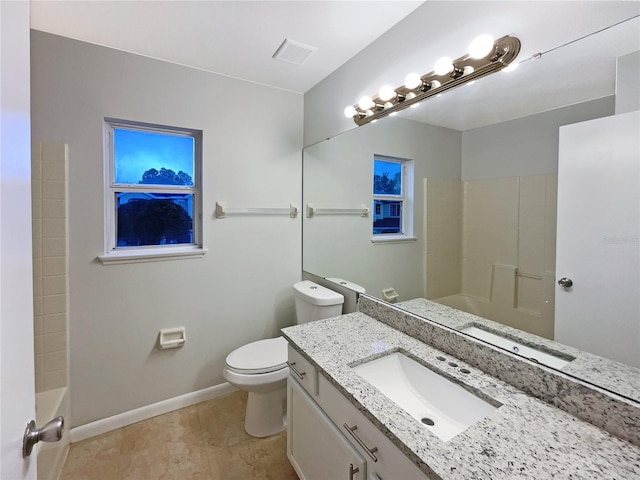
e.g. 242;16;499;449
372;155;415;244
99;118;206;265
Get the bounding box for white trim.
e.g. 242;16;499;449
103;118;203;254
98;246;208;265
69;382;237;443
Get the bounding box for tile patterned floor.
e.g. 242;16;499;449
60;391;299;480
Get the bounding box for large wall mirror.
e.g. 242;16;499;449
303;17;639;401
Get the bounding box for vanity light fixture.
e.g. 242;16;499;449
344;34;521;126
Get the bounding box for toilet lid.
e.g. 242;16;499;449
226;336;288;374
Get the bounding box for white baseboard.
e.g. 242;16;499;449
69;382;237;443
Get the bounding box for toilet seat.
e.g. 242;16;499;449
225;336;288;374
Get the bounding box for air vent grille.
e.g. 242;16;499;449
272;38;317;65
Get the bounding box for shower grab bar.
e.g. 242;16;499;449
516;271;542;280
306;203;369;218
215;202;298;219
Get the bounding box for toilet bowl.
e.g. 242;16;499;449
223;336;289;437
223;280;344;437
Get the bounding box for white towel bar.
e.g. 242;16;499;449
306;203;369;218
215;202;298;219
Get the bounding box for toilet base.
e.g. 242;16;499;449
244;385;287;437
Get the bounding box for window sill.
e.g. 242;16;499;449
371;235;417;245
98;246;207;265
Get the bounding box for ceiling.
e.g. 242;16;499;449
29;0;425;94
29;1;640;131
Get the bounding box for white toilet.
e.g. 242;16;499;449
223;280;344;437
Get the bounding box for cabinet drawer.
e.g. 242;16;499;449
287;344;318;396
317;375;427;480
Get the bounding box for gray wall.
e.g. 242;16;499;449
303;117;461;302
30;31;303;427
461;96;615;180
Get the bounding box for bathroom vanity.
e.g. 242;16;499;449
282;308;640;479
287;344;428;480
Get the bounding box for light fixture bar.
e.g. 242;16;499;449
346;35;521;126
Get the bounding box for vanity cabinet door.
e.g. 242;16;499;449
287;377;366;480
316;375;428;480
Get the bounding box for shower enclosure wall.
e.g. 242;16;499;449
32;141;70;480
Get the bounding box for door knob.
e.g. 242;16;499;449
23;416;64;457
558;277;573;288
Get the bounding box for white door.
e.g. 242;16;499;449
1;1;37;478
555;110;640;368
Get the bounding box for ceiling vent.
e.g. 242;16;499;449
272;39;317;65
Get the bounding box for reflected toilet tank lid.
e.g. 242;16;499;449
326;277;366;294
293;280;344;306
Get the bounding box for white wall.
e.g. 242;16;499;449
461;96;615;180
30;31;303;427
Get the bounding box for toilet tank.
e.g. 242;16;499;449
293;280;344;324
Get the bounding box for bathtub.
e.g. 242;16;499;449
434;293;554;340
36;388;70;480
433;293;484;316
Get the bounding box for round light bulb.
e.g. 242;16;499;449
344;105;357;118
378;85;397;102
358;96;375;110
434;56;454;76
430;80;441;89
404;73;422;90
469;34;495;59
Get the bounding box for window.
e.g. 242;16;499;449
102;118;203;263
373;155;414;240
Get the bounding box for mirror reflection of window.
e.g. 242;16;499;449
373;156;412;237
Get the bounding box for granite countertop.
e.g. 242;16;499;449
282;312;640;480
396;298;640;401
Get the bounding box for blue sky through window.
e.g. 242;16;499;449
114;128;195;185
373;159;402;195
374;159;401;179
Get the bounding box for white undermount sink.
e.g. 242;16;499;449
352;352;499;442
460;325;574;369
